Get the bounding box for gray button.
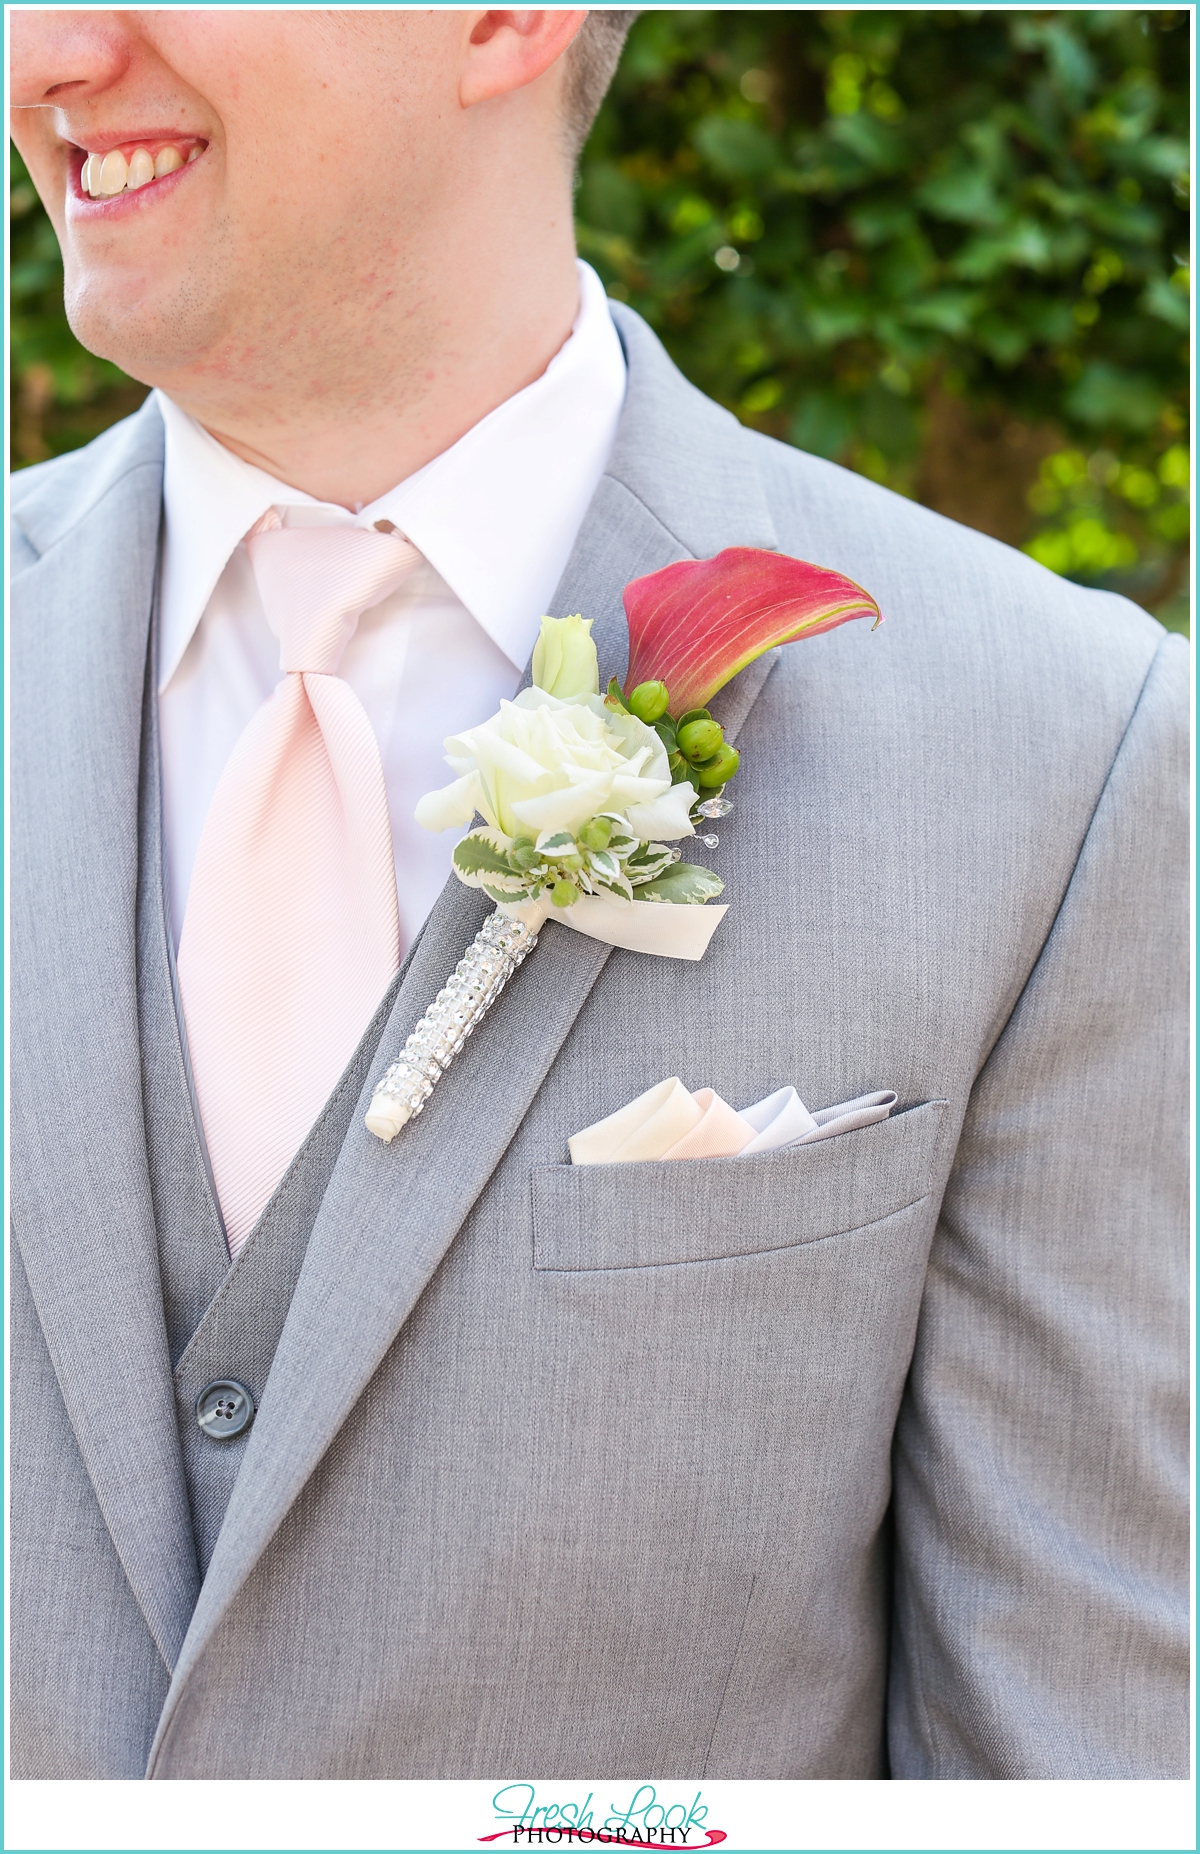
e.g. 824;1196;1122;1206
196;1379;255;1441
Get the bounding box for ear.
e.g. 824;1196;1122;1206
459;9;587;108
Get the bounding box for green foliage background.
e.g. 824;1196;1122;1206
11;8;1191;632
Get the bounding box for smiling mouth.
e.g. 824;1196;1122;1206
77;139;206;200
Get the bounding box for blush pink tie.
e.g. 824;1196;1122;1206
177;521;421;1255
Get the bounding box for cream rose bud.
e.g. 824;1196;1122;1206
415;688;697;842
531;614;600;700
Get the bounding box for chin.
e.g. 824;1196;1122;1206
63;269;221;384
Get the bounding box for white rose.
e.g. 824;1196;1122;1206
414;689;696;842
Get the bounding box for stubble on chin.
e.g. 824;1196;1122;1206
61;214;420;423
62;234;238;392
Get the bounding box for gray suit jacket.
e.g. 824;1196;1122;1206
10;303;1188;1779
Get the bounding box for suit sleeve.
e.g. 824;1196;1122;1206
888;632;1190;1778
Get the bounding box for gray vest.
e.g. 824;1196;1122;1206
135;649;401;1576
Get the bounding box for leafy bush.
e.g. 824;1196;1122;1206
10;9;1190;633
578;8;1190;632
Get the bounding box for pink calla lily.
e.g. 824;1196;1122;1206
623;546;882;716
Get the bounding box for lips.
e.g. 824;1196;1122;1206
77;139;204;199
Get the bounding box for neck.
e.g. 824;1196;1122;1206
159;195;581;509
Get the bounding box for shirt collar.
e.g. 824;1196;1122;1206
156;260;626;692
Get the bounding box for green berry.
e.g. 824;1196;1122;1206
695;744;740;789
580;817;613;852
551;879;580;908
627;680;670;724
677;717;724;761
509;838;542;872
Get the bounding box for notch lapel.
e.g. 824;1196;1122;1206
149;310;783;1756
10;403;200;1672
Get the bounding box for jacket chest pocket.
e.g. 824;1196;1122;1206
531;1098;949;1272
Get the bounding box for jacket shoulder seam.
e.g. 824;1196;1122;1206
969;629;1174;1085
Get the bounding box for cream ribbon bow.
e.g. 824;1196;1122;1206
503;893;727;961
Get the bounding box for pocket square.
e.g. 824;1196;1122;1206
568;1079;897;1165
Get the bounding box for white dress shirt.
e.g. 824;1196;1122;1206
156;260;626;953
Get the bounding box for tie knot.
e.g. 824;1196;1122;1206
245;524;422;675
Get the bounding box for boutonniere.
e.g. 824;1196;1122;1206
366;548;881;1140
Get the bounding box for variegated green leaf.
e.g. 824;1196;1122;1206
626;840;673;876
453;829;517;879
634;862;725;905
453;863;521;894
587;848;623;884
536;829;577;856
590;869;635;905
481;879;539;904
628;857;674;887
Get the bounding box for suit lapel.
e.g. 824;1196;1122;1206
10;402;200;1672
149;311;784;1753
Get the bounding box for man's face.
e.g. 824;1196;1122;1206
10;11;468;395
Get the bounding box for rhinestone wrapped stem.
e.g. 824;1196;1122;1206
364;907;543;1141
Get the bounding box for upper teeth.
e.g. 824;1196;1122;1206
81;144;199;198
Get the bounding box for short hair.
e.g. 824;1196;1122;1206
563;11;638;160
